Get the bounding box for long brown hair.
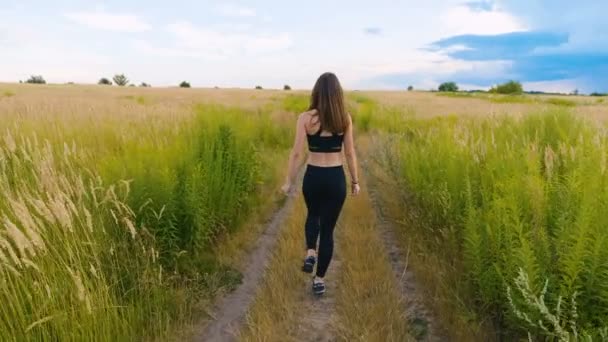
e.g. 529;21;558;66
308;72;349;134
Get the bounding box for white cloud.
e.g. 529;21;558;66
137;21;292;59
1;43;114;83
64;10;151;32
523;79;580;94
352;48;513;90
437;44;474;54
133;40;224;60
216;4;256;17
439;3;526;36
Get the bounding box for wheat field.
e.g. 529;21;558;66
1;83;608;341
0;84;295;341
356;94;608;340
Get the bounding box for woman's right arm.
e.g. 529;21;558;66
343;115;360;195
282;113;307;194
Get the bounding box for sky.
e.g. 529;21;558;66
1;1;606;93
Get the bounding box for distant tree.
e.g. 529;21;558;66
19;80;23;84
571;89;579;96
214;86;220;89
179;81;191;88
139;82;151;87
438;82;458;92
25;75;46;84
66;82;75;85
129;84;136;87
489;80;523;94
407;85;414;91
98;78;112;85
590;92;607;97
284;84;292;91
255;85;263;90
113;74;129;86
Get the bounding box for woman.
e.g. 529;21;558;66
281;72;360;295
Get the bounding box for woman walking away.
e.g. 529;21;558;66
281;72;360;296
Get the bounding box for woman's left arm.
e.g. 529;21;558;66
343;115;360;195
282;113;307;194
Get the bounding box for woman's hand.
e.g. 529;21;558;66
281;183;292;195
351;183;361;196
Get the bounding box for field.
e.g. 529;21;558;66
1;83;608;341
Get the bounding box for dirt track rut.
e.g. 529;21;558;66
193;193;298;342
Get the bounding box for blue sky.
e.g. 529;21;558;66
1;1;606;92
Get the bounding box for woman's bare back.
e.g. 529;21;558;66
303;110;344;167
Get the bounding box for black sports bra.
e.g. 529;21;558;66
307;125;344;153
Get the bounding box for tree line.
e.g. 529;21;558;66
18;74;295;90
435;80;608;96
437;80;526;94
16;74;606;95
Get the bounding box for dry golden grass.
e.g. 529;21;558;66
165;153;289;342
334;180;411;342
215;153;289;268
360;91;608;120
0;82;296;341
0;83;304;112
0;84;305;157
5;83;604;130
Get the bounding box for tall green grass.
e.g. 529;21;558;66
348;94;376;132
545;97;577;107
435;92;581;107
488;94;536;104
435;92;477;99
281;94;309;114
348;94;416;133
376;110;608;340
98;105;290;263
0;102;291;340
0;134;166;340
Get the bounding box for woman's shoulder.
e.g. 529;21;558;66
298;109;318;122
300;109;318;117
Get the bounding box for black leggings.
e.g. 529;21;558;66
302;165;346;278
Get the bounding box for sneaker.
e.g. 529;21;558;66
312;279;326;295
302;256;316;274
